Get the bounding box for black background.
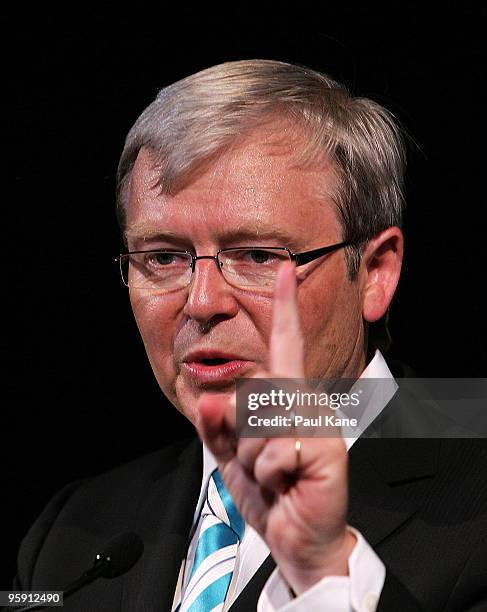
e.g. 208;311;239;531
4;6;486;586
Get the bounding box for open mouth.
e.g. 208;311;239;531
199;358;232;366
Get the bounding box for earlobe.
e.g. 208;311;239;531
361;227;404;323
363;282;388;322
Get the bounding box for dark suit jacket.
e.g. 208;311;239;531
13;433;487;611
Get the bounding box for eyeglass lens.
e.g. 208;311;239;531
120;248;292;291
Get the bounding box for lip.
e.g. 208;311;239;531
182;350;252;386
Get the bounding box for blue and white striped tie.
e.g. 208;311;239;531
177;469;245;612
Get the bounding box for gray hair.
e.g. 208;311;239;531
116;59;406;278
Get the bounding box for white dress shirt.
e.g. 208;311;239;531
171;350;397;612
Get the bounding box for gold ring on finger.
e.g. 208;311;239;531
295;438;302;470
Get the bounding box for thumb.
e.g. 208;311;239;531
196;392;237;463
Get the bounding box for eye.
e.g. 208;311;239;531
151;252;176;265
222;249;289;267
145;252;188;268
248;249;275;264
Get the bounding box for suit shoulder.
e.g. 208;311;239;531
73;435;201;505
86;436;199;487
15;436;201;588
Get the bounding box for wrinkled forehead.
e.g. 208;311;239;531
125;137;342;248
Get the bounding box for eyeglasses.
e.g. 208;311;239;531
114;240;354;293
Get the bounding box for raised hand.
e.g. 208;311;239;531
195;261;356;595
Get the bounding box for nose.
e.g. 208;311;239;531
183;257;239;327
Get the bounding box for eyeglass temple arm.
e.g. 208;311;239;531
293;240;353;266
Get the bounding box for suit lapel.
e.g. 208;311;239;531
348;438;440;547
348;360;441;546
122;437;202;612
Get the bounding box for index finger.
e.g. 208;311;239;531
269;261;305;378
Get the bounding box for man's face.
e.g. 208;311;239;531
125;129;367;424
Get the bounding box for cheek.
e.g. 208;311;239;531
130;292;180;365
297;274;362;370
298;288;336;356
238;292;275;337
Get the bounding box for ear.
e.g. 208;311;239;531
360;227;404;323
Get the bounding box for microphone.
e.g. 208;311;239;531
6;532;144;611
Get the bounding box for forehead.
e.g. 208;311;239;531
125;130;341;247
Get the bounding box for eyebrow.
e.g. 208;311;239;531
125;226;298;248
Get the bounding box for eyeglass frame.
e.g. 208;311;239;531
114;239;357;289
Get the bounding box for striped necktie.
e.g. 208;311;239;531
177;468;245;612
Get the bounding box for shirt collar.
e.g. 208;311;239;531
342;349;398;449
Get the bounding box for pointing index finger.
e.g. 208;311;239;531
269;261;305;378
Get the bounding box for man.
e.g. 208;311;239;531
14;60;487;610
